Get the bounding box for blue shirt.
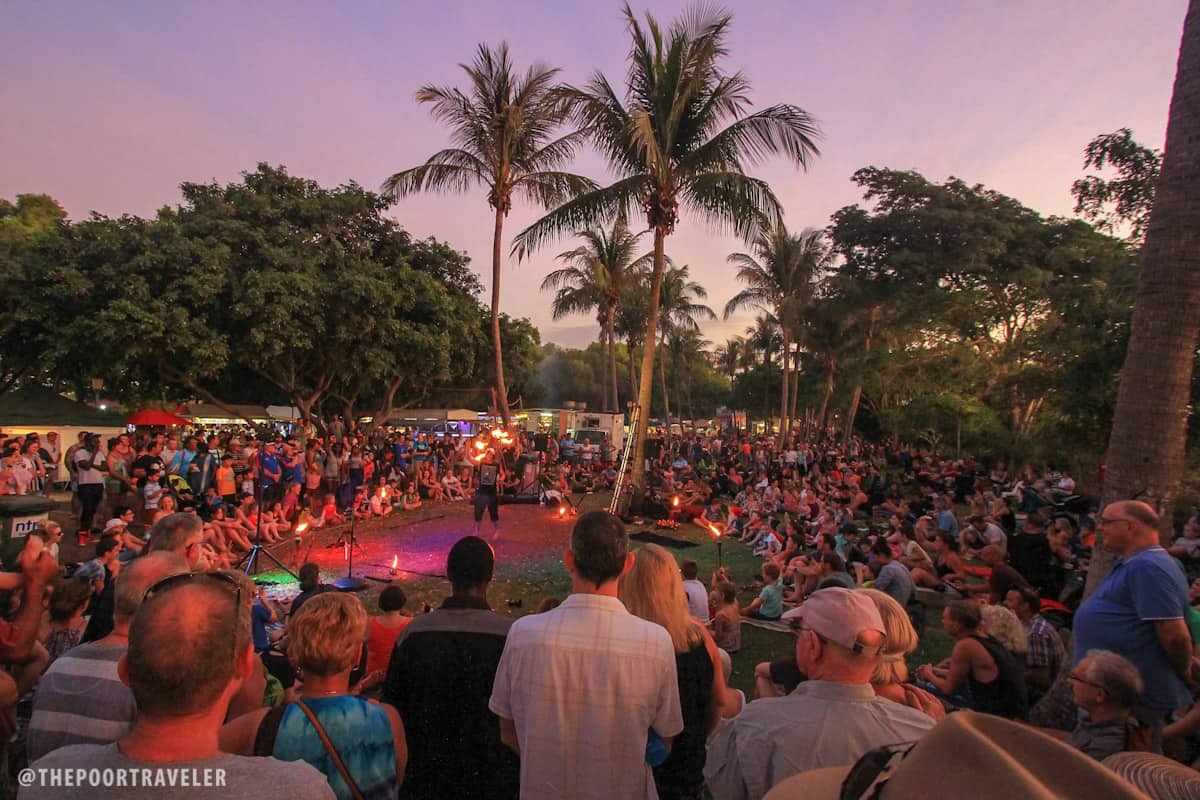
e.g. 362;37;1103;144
937;509;959;538
1074;546;1190;710
258;453;280;485
251;602;272;652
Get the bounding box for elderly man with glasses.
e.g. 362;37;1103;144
1074;500;1192;752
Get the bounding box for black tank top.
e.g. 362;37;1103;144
653;639;713;797
968;634;1028;719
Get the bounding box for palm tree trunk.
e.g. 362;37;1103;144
628;339;639;400
630;229;667;504
607;305;620;413
1087;0;1200;595
816;359;836;433
780;332;791;436
599;323;610;412
659;331;672;443
491;205;511;427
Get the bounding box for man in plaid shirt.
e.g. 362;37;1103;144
1006;585;1066;701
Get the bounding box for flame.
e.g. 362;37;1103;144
391;554;398;570
558;506;567;518
473;451;487;463
707;522;722;539
474;438;487;451
672;496;680;508
295;521;309;534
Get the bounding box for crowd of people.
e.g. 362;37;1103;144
3;420;1200;798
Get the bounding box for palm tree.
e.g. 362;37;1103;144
382;43;593;426
541;220;652;411
656;265;716;432
713;337;745;380
724;225;828;435
1087;0;1200;594
615;282;651;401
513;4;820;501
744;314;782;423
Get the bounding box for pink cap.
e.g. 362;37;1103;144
781;587;886;655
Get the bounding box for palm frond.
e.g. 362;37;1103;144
381;151;488;201
511;175;648;260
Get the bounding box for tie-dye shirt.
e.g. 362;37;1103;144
272;695;397;800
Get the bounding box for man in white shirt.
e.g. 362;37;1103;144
490;511;683;800
680;559;710;623
705;588;934;800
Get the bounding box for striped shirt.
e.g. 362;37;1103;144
27;643;135;762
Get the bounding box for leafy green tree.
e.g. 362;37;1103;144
382;43;593;426
513;3;820;502
1071;128;1162;245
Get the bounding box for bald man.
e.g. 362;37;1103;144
28;551;189;761
25;574;335;799
1075;500;1191;751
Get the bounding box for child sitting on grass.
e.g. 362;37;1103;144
741;561;784;621
709;580;741;653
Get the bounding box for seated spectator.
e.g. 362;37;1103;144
962;544;1031;602
400;482;422;511
222;593;406;800
910;531;967;593
27;552;188;762
382;535;518;800
27;567;336;800
363;585;410;689
705;588;934;799
1066;650;1145;761
914;600;1028;719
962;514;1007;557
740;562;783;621
619;544;742;800
868;537;915;609
43;575;93;666
290;562;336;619
709;580;741;654
680;559;710;623
981;603;1030;662
859;588;945;721
1008;513;1057;595
1005;585;1066;701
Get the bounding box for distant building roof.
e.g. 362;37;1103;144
0;386;124;427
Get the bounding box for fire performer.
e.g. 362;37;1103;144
472;449;502;539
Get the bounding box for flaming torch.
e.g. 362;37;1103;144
706;521;724;567
390;554;399;577
558;505;568;520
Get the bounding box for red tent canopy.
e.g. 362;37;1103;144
126;408;189;426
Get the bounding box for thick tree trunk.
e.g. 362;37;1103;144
629;229;667;503
1087;0;1200;595
606;305;620;413
628;340;639;400
491;205;511;427
816;360;836;434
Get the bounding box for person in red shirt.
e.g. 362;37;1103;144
363;585;411;689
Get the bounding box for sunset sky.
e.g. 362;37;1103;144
0;1;1186;347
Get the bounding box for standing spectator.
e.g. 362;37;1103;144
619;544;741;800
28;551;188;761
489;511;683;800
74;432;107;534
222;592;406;800
1005;585;1066;701
705;588;934;800
1074;500;1192;750
27;569;336;800
680;559;710;623
382;536;518;800
42;431;61;489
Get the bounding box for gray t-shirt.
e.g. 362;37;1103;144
24;743;336;799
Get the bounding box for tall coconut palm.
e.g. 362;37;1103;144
744;314;782;423
1087;0;1200;594
382;43;593;426
513;4;820;503
656;265;716;432
724;225;828;435
541;220;652;411
615;281;651;401
713;337;745;380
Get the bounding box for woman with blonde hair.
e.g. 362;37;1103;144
619;544;741;800
859;588;946;721
221;592;407;800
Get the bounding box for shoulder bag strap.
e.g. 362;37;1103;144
295;698;366;800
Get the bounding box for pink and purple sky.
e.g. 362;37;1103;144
0;1;1186;347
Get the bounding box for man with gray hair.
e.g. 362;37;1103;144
1066;649;1144;761
27;552;189;760
148;512;207;570
705;588;934;800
